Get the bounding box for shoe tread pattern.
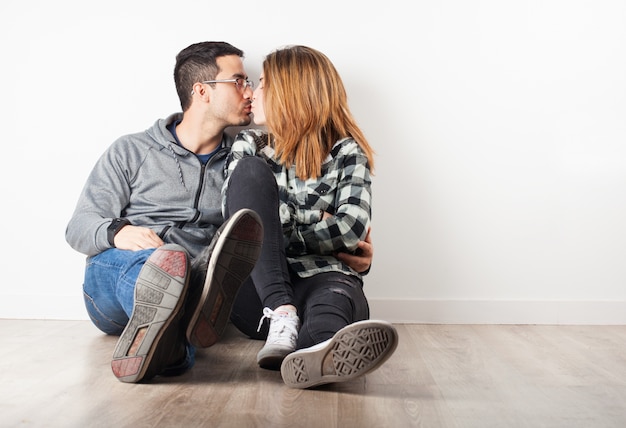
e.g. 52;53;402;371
187;210;263;348
332;326;392;376
111;246;189;382
281;321;398;389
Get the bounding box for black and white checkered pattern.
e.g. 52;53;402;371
223;129;372;279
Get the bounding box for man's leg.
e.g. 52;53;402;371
85;244;193;383
83;248;155;335
185;208;264;348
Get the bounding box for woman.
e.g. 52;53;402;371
224;45;397;389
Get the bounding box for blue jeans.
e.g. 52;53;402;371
83;248;155;335
83;247;195;375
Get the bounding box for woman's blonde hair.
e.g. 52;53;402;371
262;45;374;180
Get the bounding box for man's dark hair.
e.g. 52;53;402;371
174;41;244;111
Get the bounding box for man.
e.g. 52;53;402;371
65;41;372;384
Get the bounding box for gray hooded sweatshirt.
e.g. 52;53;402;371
65;113;232;259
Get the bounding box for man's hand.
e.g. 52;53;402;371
113;225;164;251
336;228;373;274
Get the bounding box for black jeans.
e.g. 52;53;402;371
224;156;370;349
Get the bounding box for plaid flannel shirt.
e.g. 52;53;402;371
224;129;372;279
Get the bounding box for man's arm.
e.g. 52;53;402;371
113;225;164;251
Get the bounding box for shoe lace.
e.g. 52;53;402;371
257;307;299;345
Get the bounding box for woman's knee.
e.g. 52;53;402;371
308;286;365;321
305;275;370;320
225;156;279;219
230;156;275;186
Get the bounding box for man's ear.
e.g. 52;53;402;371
191;82;209;100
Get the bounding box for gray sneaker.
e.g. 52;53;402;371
185;209;264;348
256;307;300;370
280;320;398;389
111;244;190;383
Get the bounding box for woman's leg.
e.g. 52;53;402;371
280;273;398;389
293;272;370;349
225;156;300;367
230;278;267;339
225;156;294;311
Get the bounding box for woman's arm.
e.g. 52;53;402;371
286;140;372;255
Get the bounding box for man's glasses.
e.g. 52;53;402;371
192;78;254;95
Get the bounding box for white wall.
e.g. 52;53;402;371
1;0;625;324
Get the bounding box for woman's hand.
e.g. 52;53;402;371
335;228;373;274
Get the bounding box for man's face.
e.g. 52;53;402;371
207;55;253;126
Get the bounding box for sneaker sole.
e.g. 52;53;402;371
280;320;398;389
111;244;189;383
186;209;263;348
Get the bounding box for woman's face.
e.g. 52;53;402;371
251;72;266;125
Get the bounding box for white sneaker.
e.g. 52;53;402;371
256;307;300;370
280;320;398;389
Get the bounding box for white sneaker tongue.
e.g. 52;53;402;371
276;310;296;318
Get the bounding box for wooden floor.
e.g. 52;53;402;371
1;320;625;428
